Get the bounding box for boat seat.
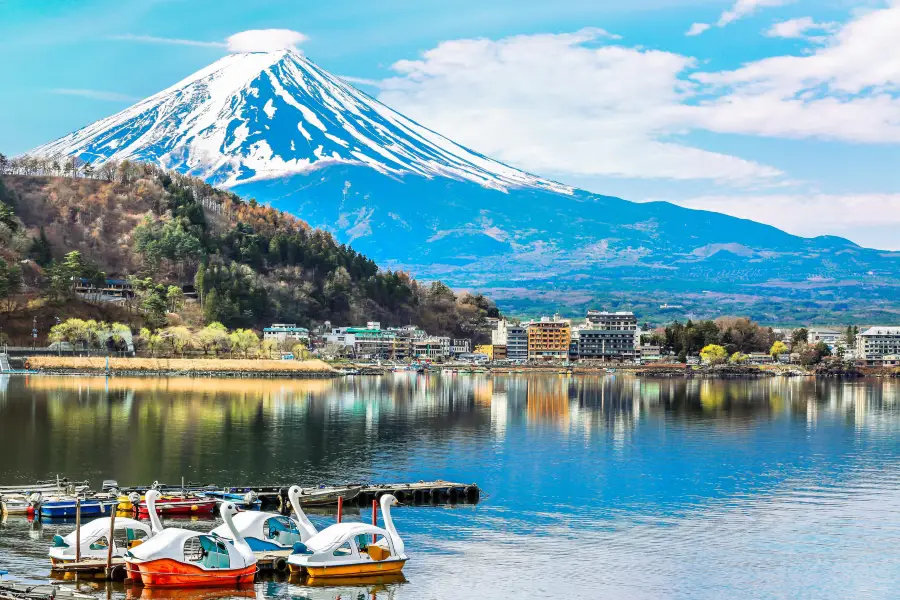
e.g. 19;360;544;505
368;545;391;561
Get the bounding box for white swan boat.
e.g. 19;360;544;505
211;486;317;553
287;494;407;579
48;517;152;567
124;491;257;588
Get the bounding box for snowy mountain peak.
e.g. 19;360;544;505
29;49;570;194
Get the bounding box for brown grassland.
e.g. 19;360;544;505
27;356;335;374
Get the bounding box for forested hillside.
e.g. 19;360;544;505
0;156;499;339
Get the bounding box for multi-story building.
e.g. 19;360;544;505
573;328;638;362
857;327;900;364
263;324;310;346
325;322;401;359
807;328;842;350
493;320;528;361
585;311;638;331
413;336;451;361
571;310;638;362
451;339;471;357
639;345;662;363
527;316;571;361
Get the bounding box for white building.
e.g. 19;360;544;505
263;324;310;345
492;320;528;361
807;328;842;350
451;339;471;356
857;327;900;364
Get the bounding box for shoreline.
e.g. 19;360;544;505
10;356;896;379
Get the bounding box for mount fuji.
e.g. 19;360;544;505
28;49;900;321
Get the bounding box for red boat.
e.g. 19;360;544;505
137;496;217;517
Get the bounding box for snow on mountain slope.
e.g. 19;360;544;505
29;49;571;194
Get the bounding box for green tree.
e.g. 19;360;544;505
29;227;53;266
770;340;789;359
730;352;749;364
228;328;259;357
197;322;229;356
0;258;23;311
166;285;184;313
791;328;809;346
162;326;194;357
700;344;728;365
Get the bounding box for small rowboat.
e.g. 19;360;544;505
40;498;118;519
136;497;217;517
294;485;362;507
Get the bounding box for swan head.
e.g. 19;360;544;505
145;489;161;502
382;494;399;507
221;501;239;519
288;485;302;497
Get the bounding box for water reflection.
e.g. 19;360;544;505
2;374;900;599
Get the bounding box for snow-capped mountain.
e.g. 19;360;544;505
30;49;569;194
29;50;900;320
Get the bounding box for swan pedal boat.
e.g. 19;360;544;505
211;486;317;555
125;493;257;588
287;495;407;579
49;517;152;567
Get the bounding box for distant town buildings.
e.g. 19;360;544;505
857;326;900;365
492;320;528;361
526;316;571;361
262;324;310;344
807;327;842;350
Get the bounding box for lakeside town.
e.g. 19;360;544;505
5;303;899;376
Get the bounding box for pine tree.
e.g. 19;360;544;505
30;227;53;266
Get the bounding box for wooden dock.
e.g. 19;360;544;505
49;559;127;581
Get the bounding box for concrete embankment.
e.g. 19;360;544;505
24;356;338;378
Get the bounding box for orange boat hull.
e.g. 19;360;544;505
289;559;406;579
128;559;256;588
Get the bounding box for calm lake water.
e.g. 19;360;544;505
1;374;900;599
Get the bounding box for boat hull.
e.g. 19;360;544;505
41;501;116;518
289;559;406;578
137;500;217;517
129;559;256;588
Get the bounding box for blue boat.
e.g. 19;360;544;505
200;490;261;508
39;498;117;518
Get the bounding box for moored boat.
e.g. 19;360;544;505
293;485;361;507
287;494;407;579
125;495;257;588
136;496;217;517
49;517;152;567
40;498;118;519
211;486;317;553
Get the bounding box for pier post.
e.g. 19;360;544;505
106;503;118;577
74;498;82;563
337;496;343;524
372;499;377;543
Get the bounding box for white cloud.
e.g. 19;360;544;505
764;17;837;40
225;29;308;53
378;28;781;185
669;193;900;250
686;22;711;36
109;34;226;48
688;0;794;35
49;88;138;102
717;0;795;27
691;4;900;142
108;29;309;53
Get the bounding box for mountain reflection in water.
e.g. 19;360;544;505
1;374;900;599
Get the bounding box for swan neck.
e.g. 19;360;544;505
222;507;254;563
147;494;163;535
289;489;317;540
380;497;404;555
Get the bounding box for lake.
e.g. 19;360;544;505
1;374;900;599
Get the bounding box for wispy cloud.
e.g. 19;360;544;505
49;88;138;102
108;34;226;48
687;0;794;35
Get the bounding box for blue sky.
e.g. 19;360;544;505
2;0;899;249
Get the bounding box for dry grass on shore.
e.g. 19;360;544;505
27;356;335;373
